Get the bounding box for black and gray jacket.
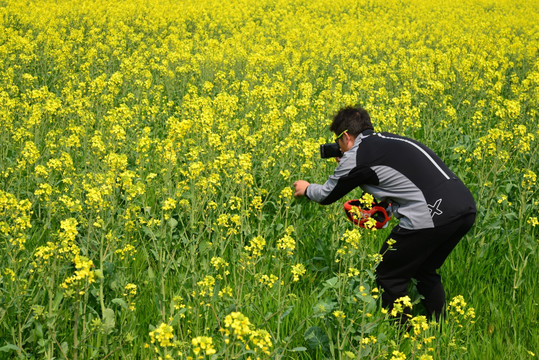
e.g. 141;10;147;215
305;130;476;230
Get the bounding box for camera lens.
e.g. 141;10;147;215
320;143;343;158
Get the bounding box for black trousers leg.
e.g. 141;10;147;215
415;270;445;319
376;213;476;318
415;212;476;318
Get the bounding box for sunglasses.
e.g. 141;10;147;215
335;129;348;142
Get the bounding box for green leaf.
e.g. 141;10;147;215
313;300;336;316
365;269;376;280
143;226;155;239
168;217;178;228
304;326;329;352
53;291;64;311
147;266;155;280
504;183;517;193
280;306;294;321
199;241;211;255
504;212;518;221
0;344;20;353
102;308;116;333
238;350;256;357
325;276;339;288
170;310;187;327
35;323;43;339
290;347;307;352
112;298;128;310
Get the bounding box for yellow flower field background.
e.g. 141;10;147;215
0;0;537;358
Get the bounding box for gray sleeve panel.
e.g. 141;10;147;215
361;165;435;229
305;148;358;203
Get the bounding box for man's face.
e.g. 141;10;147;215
337;132;354;153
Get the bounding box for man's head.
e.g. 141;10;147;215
330;106;373;137
330;106;373;152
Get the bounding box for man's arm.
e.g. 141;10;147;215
293;153;378;205
304;165;378;204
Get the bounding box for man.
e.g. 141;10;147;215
293;106;476;320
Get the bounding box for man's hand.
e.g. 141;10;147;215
293;180;310;197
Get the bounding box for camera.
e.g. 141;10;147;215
320;142;343;158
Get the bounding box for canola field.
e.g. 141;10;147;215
1;0;538;358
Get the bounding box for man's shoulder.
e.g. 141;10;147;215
372;132;425;146
375;131;406;139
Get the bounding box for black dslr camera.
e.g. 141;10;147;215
320;142;343;158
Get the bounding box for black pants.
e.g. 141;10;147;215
376;212;476;319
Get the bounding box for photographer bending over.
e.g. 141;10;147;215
293;106;476;321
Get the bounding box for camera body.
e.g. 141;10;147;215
320;142;343;158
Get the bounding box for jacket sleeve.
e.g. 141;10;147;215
305;152;378;205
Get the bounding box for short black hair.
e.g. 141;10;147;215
329;106;373;136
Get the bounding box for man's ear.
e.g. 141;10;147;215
345;132;354;146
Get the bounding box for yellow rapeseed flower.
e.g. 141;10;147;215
224;311;252;341
149;323;175;348
192;336;217;356
277;234;296;256
291;263;306;282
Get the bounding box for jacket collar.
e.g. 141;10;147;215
358;129;374;139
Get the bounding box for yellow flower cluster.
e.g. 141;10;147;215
173;296;186;311
149;323;175;348
58;218;78;244
248;329;273;356
196;275;216;297
0;190;32;250
276;234;296;256
31;217;97;297
390;296;413;318
221;311;273;356
115;244;137;261
363;217;379;230
3;268;15;282
191;336;217;357
361;336;377;345
339;228;362;255
291;263;306;282
347;267;360;278
162;198;176;212
244;236;266;259
409;316;429;336
124;283;137;311
260;273;280;288
359;193;374;209
60;254;96;295
447;295;476;325
124;283;137;295
401;315;436;354
218;285;233;298
522;169;537;190
222;312;253;342
211;256;229;271
390;350;407;360
333;310;346;320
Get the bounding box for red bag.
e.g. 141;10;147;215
344;199;392;229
